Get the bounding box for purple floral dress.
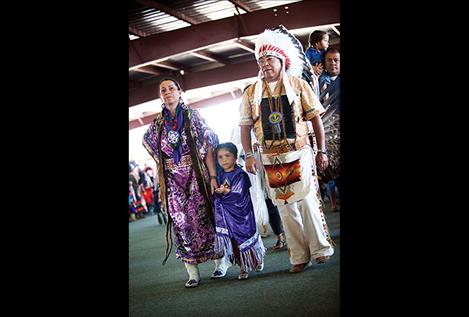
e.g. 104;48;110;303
143;105;220;264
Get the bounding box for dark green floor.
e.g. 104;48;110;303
129;205;340;317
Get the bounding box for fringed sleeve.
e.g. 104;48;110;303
142;114;162;164
142;114;168;222
239;85;256;126
299;78;325;121
189;109;219;161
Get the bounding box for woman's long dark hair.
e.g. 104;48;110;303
158;77;182;97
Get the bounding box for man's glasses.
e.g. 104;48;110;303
257;56;277;66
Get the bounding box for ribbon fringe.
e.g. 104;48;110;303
216;234;266;272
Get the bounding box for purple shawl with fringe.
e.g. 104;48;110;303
214;165;265;271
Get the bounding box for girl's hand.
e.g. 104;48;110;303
215;186;230;195
312;63;324;77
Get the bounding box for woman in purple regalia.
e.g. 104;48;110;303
142;78;221;288
211;142;266;280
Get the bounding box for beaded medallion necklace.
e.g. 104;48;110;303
163;104;183;150
264;80;287;141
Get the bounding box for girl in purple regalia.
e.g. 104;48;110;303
142;78;221;288
211;142;266;280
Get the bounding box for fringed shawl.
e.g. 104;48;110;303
213;166;266;271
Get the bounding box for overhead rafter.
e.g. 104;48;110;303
136;0;200;25
129;0;339;69
134;65;164;76
331;25;340;36
129;89;244;130
228;0;252;13
190;89;243;109
129;26;148;38
152;60;185;72
182;60;257;95
234;39;255;53
130;60;258;107
190;51;227;65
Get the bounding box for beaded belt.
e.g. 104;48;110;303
261;139;295;154
165;154;192;170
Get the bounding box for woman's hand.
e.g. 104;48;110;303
210;178;219;194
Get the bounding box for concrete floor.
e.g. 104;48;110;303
129;204;340;317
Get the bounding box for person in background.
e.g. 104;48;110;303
305;30;330;85
265;198;286;250
319;48;341;212
319;48;340;106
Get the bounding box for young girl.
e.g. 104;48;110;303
305;30;330;78
211;142;266;280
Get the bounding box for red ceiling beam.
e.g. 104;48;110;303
129;80;143;90
129;0;339;68
130;82;160;107
129;73;184;106
129;60;258;107
182;60;257;92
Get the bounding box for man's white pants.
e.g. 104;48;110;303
278;191;334;265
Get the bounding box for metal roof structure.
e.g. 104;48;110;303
129;0;340;130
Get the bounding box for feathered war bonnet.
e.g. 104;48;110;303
252;25;313;111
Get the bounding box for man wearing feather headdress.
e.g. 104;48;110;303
239;25;334;273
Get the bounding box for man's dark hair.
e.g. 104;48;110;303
324;47;340;56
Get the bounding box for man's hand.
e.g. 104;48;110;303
245;156;257;175
316;153;329;172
